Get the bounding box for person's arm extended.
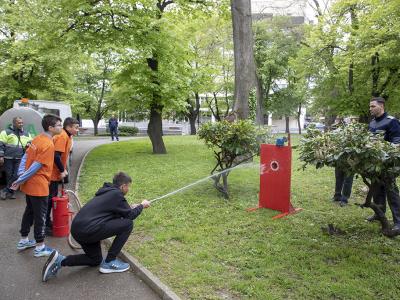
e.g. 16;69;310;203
54;151;64;172
17;153;28;176
14;161;42;185
111;193;150;220
128;204;144;220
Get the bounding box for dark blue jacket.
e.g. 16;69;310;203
108;118;118;130
71;183;143;236
369;112;400;144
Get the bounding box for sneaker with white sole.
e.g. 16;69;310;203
42;250;65;282
0;189;7;200
99;259;130;274
17;239;36;250
34;246;55;257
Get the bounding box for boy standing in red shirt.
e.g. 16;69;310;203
45;117;80;235
12;114;62;257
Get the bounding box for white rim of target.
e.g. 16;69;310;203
270;160;279;171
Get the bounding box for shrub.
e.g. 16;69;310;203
198;120;271;198
299;123;400;236
118;126;139;136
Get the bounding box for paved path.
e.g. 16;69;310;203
0;137;160;300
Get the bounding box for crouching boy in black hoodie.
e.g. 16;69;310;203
42;172;150;281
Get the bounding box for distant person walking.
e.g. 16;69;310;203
108;115;119;141
0;117;32;200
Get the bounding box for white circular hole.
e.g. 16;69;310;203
270;161;279;171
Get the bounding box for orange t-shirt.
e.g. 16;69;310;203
51;129;72;181
20;133;55;197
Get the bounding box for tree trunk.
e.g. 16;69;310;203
231;0;256;120
187;92;200;135
285;116;290;134
255;73;264;125
348;62;354;94
348;6;357;96
361;178;400;237
147;55;167;154
93;118;99;136
297;103;302;135
147;103;166;154
189;115;197;135
371;52;380;96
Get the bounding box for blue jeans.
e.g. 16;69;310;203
334;167;354;202
110;127;119;141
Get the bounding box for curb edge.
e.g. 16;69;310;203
74;140;181;300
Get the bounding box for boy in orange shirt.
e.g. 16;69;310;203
45;117;80;235
11;114;62;257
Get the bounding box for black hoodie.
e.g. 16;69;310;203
71;183;143;236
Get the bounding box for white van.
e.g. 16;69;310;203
13;99;72;121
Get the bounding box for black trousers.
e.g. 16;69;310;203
110;127;119;141
3;158;21;192
46;181;59;227
372;178;400;225
334;167;354;201
62;218;133;267
20;195;48;243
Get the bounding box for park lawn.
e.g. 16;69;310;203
78;135;400;300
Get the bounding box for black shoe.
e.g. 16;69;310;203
331;197;341;202
340;201;348;207
8;192;16;199
366;215;379;222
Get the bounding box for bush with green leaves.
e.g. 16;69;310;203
118;126;139;136
299;123;400;236
198;120;271;198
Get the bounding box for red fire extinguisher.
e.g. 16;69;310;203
52;184;71;237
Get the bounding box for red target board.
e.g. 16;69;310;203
248;144;301;218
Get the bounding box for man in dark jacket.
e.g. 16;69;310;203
0;117;32;200
367;97;400;230
42;172;150;281
108;114;119;141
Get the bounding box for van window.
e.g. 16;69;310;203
39;108;60;116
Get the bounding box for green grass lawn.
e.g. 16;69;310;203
78;135;400;300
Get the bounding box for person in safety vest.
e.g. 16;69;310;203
0;117;32;200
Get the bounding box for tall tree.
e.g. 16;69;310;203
72;50;118;135
18;0;214;153
0;0;74;113
297;0;400;119
180;12;232;134
230;0;257;120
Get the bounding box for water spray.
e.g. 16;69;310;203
149;162;258;204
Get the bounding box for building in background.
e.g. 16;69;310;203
252;0;321;24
